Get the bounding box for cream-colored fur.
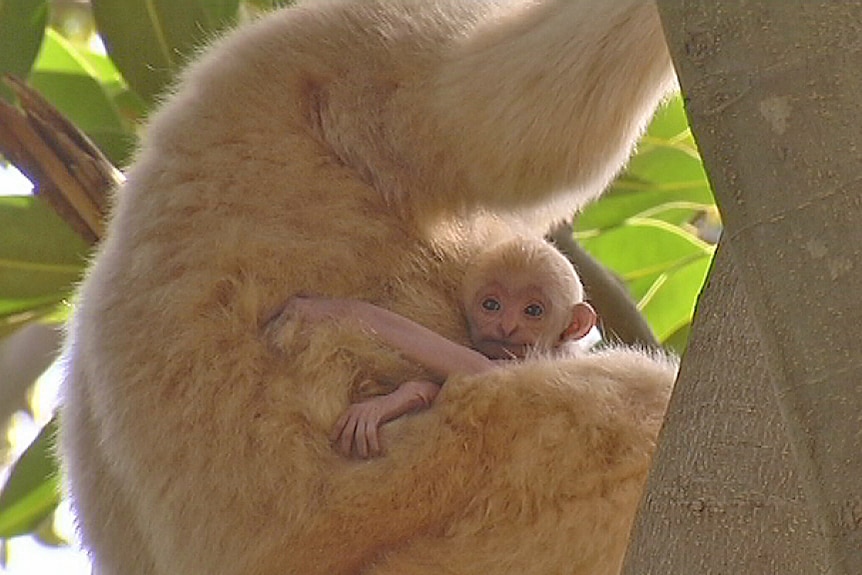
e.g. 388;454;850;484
59;1;678;573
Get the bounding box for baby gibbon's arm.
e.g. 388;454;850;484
287;296;495;380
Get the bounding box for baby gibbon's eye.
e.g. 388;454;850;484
481;297;501;312
524;303;544;318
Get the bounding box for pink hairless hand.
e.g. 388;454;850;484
330;380;440;458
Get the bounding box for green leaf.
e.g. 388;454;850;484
576;96;715;233
578;218;713;283
662;323;692;356
573;94;717;352
92;0;241;106
643;95;690;138
28;29;137;166
578;218;714;342
203;0;242;25
0;196;87;321
0;306;59;339
639;256;713;342
0;295;67;318
625;142;708;187
0;415;61;538
32;513;69;547
576;187;715;232
244;0;295;9
0;0;48;101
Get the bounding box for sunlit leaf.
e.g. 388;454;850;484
578;216;714;345
28;29;136;165
0;416;61;538
203;0;242;25
244;0;295;10
0;306;58;339
0;196;87;321
627;96;705;183
662;323;692;356
639;256;713;342
571;94;717;349
0;0;47;101
577;96;714;233
578;218;712;282
92;0;241;106
32;512;69;547
0;295;68;319
625;143;708;187
625;271;664;303
576;187;714;232
643;94;694;141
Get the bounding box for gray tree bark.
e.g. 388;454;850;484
625;2;862;573
623;245;828;574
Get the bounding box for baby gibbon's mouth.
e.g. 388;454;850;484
476;340;529;360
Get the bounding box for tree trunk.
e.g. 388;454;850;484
625;2;862;573
623;244;828;573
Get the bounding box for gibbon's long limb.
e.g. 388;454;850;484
59;1;677;574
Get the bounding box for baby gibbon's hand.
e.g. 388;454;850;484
331;396;391;458
330;381;440;458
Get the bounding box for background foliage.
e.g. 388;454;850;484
0;0;718;567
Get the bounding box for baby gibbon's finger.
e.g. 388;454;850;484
356;418;373;458
366;420;381;457
330;411;350;444
338;413;360;457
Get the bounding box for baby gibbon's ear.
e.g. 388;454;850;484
561;302;597;342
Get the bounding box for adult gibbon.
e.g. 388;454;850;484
60;1;678;573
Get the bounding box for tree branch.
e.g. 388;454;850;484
549;221;660;349
0;75;117;244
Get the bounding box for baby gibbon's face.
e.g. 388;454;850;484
465;281;563;360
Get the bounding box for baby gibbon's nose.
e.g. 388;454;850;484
498;310;519;338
